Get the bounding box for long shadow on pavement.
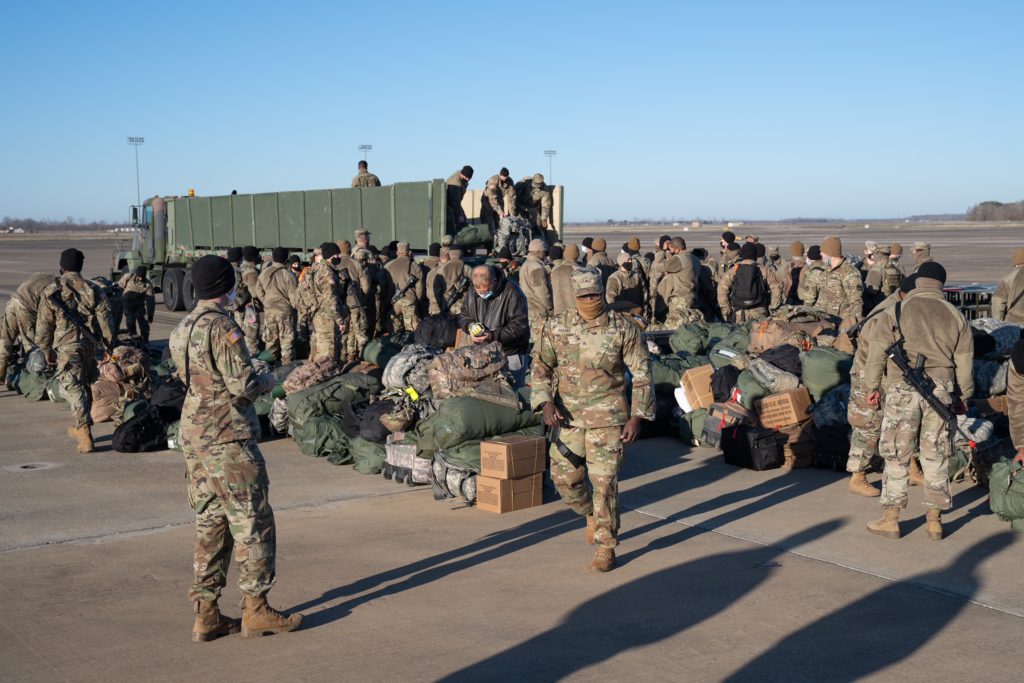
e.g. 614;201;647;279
438;520;844;682
723;531;1016;682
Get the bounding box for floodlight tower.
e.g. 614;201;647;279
127;136;144;209
544;150;557;183
359;144;373;161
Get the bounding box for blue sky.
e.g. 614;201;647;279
1;1;1021;222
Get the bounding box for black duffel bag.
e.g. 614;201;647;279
150;379;186;422
112;404;168;453
415;314;460;350
358;399;396;443
757;344;803;376
721;425;783;471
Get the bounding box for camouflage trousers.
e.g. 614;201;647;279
729;307;769;324
124;304;149;341
879;380;954;510
345;307;369;362
663;304;704;330
309;314;341;363
184;439;277;602
55;345;99;428
0;298;36;374
262;311;295;363
846;375;882;473
550;425;625;549
388;300;420;335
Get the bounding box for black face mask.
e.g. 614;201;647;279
330;257;341;266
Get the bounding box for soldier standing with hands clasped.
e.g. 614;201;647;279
531;266;654;573
169;255;302;642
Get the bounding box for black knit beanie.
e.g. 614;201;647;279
191;255;236;300
739;243;757;260
60;248;84;272
429;242;441;257
807;245;821;260
272;247;288;264
916;261;947;284
549;245;564;261
226;247;242;263
242;246;259;263
899;274;918;294
320;242;341;260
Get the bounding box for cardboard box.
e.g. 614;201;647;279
480;435;547;479
755;388;812;428
476;472;543;513
682;364;715;410
968;396;1007;417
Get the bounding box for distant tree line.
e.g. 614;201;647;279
1;216;124;232
966;200;1024;222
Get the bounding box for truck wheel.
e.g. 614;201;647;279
162;269;186;311
182;271;198;312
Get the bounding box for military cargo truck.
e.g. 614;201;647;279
112;179;563;311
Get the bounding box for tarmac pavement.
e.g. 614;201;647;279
1;235;1023;681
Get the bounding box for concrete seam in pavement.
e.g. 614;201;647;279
629;506;1024;620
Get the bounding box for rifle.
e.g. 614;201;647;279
337;268;366;309
391;275;418;305
47;291;113;354
442;275;470;313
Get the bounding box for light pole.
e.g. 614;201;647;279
359;144;373;161
127;136;144;209
544;150;557;183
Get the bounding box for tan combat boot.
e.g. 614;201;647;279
192;600;241;643
908;458;924;486
585;515;596;545
848;472;880;497
588;547;616;573
68;425;94;453
925;509;943;541
241;595;302;637
867;506;901;539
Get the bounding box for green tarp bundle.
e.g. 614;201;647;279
17;369;51;401
451;223;493;248
362;332;414;368
409;396;542;456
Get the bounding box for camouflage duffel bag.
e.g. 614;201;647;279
431;446;479;503
428;341;507;401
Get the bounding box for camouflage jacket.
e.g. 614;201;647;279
655;254;697;319
991;266;1024;324
296;261;346;319
169;301;274;447
717;259;781;318
863;285;974;396
519;255;553;318
13;272;58;311
864;259;902;302
816;259;863;322
384;256;425;305
433;259;472;311
240;263;261;308
531;308;654;428
351;171;381;188
797;261;826;307
335;255;370;310
36;273;114;353
606;267;645;309
116;273;155;317
1008;354;1024;449
483;174;516;215
254;262;298;315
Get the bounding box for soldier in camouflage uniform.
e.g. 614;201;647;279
911;241;932;271
350;160;381;188
655;241;702;327
798;245;826;306
481;167;517;238
93;276;124;337
446;166;473;233
295;242;348;363
117;266;156;342
531;266;654;573
436;247;474;316
35;249;115;452
813;236;863;325
990;247;1024;324
236;247;263;356
606;251;645;310
717;243;781;323
334;240;371;361
863;262;973;541
516;173;554;230
383;242;425;333
0;272;55;382
253;247;298;363
863;245;903;315
168;255;301;642
519;239;553;337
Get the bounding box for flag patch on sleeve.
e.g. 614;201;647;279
227;328;244;345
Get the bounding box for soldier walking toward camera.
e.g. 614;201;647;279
863;262;973;541
351;160;381;188
0;272;55;383
36;249;115;452
169;255;302;643
532;267;653;573
254;247;298;363
117;266;156;342
991;247;1024;323
384;242;424;333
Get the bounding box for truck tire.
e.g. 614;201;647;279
162;269;186;311
182;271;198;312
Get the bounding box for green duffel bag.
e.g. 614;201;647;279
736;369;770;410
287;373;382;435
298;415;351;460
410;396;542;453
669;323;709;356
123;399;149;422
989;458;1024;522
801;347;853;402
706;322;736;348
253;392;275;417
451;223;493;248
17;369;51;401
351;436;387;474
677;407;708;446
651;354;712;394
46;375;66;404
709;325;752;369
362;332;415;368
426;425;546;470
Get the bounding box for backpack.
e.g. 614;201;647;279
415;314;460;350
729;264;767;310
111;404;167;453
711;366;741;403
428;341;508;401
283;358;345;394
358;399;396;443
294;266;322;318
747;320;811;354
881;265;902;297
757;344;802;376
382;344;439;393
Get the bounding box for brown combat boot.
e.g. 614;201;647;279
925;509;943;541
192;600;241;643
908;458;924;486
241;595;302;637
848;472;880;497
585;515;596;545
588;547;616;573
867;506;901;539
68;425;94;453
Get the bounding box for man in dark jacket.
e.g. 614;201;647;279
458;264;530;386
